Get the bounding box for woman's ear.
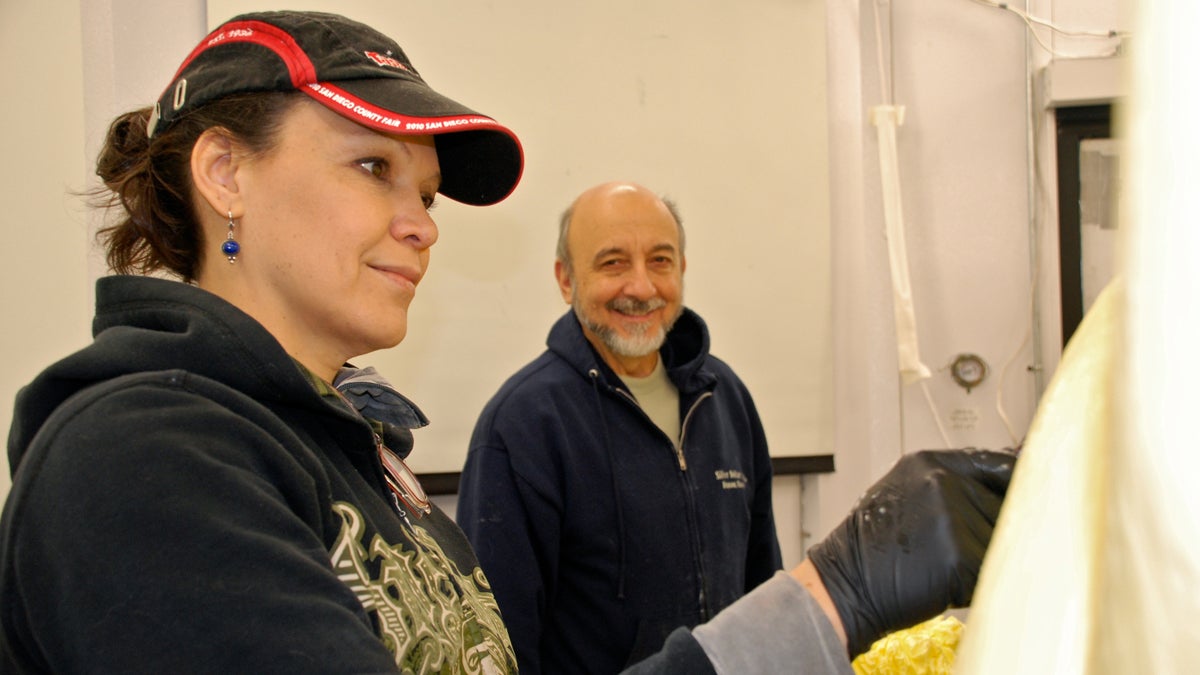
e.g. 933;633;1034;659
190;128;242;220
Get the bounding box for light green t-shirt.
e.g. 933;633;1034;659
619;358;681;444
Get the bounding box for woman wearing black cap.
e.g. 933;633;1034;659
0;10;1013;674
2;11;523;673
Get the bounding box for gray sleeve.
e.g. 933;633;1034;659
691;571;855;675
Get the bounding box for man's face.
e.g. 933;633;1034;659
555;185;685;375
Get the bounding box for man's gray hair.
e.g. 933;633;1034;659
556;195;685;276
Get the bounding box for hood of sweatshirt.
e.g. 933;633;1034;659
7;276;357;475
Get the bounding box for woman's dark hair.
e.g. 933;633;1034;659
92;92;301;281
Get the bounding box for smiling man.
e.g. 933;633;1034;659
458;181;782;674
557;182;685;377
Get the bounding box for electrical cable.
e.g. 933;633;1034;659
994;0;1040;448
965;0;1131;58
996;45;1053;447
995;296;1032;446
921;379;953;448
997;5;1087;446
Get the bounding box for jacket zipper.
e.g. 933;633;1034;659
615;383;715;618
676;392;713;471
614;389;712;471
679;391;713;619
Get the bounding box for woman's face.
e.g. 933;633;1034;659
211;100;441;379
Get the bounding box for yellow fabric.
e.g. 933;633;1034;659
955;4;1200;671
952;280;1120;674
850;615;963;675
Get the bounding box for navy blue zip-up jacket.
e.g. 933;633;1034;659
458;308;783;674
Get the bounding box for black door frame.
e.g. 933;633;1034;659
1055;104;1113;346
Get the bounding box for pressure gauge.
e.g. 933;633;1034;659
950;353;988;393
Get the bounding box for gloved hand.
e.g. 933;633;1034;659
807;448;1015;658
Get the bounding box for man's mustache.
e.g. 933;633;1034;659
607;297;667;314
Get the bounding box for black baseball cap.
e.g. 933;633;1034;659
147;11;523;206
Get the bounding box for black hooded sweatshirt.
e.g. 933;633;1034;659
0;276;515;673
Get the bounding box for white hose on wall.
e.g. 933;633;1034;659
871;104;931;387
870;103;950;448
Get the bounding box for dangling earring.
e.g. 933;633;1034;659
221;210;240;263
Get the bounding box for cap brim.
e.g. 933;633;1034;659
303;78;523;206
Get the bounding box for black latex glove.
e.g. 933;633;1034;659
807;448;1016;658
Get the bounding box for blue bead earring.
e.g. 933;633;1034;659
221;210;240;263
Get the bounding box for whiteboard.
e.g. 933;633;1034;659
205;0;833;474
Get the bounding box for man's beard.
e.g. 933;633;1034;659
573;293;683;358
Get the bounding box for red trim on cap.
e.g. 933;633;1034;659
170;20;318;87
302;82;509;136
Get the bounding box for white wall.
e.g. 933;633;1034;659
204;0;835;482
0;2;91;497
1;0;1129;569
0;1;207;498
1;0;831;570
809;0;1127;544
